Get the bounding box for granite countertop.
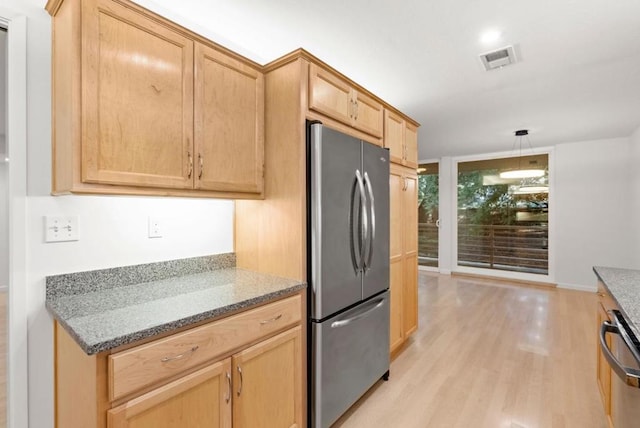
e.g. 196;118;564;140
46;254;306;355
593;266;640;338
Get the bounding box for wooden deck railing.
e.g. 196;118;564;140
418;223;549;274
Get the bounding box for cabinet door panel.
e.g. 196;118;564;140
403;174;418;255
390;259;404;353
108;359;231;428
389;166;403;261
384;111;404;165
596;301;612;416
308;64;352;126
233;326;303;428
404;123;418;168
195;43;264;193
353;91;383;139
82;0;193;188
402;254;418;337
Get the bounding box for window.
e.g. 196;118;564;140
418;162;438;267
457;154;549;275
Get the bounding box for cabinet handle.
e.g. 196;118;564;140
237;366;243;397
354;100;359;120
260;314;282;325
160;345;199;363
187;152;193;179
225;371;231;403
403;143;407;161
349;99;355;119
198;153;203;179
597;292;606;298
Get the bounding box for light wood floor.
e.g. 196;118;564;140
334;272;607;428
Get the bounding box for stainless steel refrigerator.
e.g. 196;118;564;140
307;121;390;428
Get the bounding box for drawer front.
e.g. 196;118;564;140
109;294;301;401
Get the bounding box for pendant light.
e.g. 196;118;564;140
499;130;545;179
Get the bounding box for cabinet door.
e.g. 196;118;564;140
596;301;612;418
308;64;353;126
389;259;404;352
384;111;405;165
402;174;418;336
194;42;264;194
353;90;383;138
389;167;404;353
233;326;303;428
108;359;232;428
404;123;419;169
82;0;194;189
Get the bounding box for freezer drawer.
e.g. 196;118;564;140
311;291;390;428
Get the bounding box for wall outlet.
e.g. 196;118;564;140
45;216;79;243
148;217;163;238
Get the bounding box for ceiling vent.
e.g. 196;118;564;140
479;45;517;71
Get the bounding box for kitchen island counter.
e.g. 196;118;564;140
46;253;305;355
593;266;640;338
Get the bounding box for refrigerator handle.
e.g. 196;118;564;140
363;172;375;271
330;298;385;328
355;170;368;272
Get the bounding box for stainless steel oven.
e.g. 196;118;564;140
600;309;640;427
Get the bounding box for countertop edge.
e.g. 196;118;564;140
50;282;306;355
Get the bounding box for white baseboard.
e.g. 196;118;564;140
557;282;596;292
439;269;452;275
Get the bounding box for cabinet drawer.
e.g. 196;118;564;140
109;294;301;401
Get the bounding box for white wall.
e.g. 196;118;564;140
630;125;640;264
0;1;236;427
0;29;7;288
553;137;633;290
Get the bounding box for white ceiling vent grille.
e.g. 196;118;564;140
479;45;517;71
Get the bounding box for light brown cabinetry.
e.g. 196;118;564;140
46;0;264;198
389;164;418;354
384;110;418;168
55;293;305;428
309;63;384;139
108;360;232;428
596;281;616;428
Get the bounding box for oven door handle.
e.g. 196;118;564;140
600;320;640;388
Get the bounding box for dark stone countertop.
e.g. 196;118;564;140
46;254;305;355
593;266;640;338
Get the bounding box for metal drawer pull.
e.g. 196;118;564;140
198;153;204;179
187;152;193;179
225;372;231;403
260;314;283;325
237;366;243;396
160;345;199;363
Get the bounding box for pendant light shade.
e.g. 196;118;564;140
499;129;545;179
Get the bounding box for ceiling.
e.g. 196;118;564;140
136;0;640;160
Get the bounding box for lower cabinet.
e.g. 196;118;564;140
55;293;305;428
108;327;302;428
389;164;418;354
108;360;232;428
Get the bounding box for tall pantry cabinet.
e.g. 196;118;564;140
235;50;420;356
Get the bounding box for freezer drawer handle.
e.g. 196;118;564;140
160;345;199;363
363;171;375;271
600;320;640;388
331;298;385;329
260;314;282;325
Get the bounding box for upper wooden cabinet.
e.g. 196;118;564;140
47;0;264;198
384;110;418;168
195;43;264;194
309;63;384;138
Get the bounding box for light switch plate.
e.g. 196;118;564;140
45;216;79;243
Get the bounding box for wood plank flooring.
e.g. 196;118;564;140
334;272;607;428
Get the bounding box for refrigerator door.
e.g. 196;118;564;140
309;123;365;320
311;291;390;428
361;143;390;299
